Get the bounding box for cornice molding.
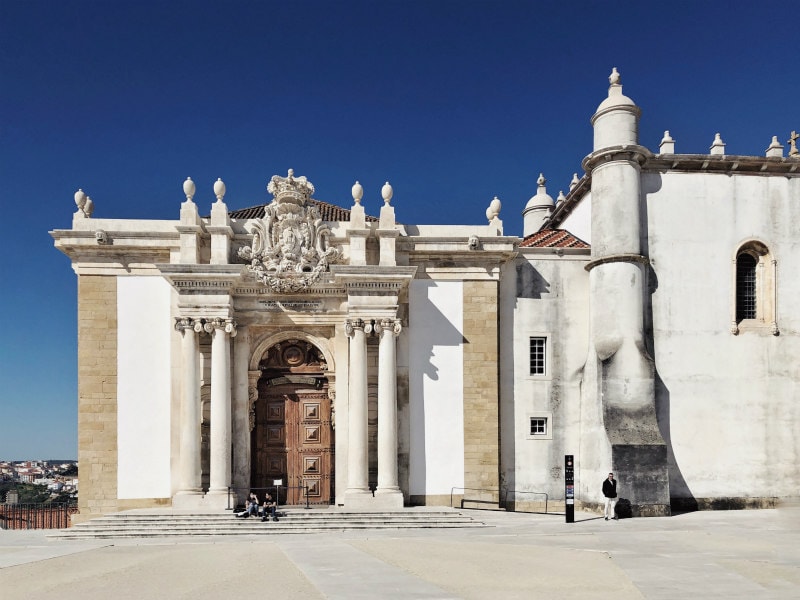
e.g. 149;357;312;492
584;253;650;272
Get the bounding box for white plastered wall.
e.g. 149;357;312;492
117;276;172;499
646;171;800;499
505;256;590;501
560;193;592;244
408;280;464;496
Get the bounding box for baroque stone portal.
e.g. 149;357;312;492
239;170;341;293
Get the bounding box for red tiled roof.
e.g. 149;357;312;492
228;199;378;222
520;229;590;249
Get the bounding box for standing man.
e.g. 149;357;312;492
603;473;618;520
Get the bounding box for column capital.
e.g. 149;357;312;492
174;317;195;332
345;318;372;336
375;319;402;336
203;317;238;337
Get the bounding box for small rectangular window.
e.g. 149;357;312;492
529;337;546;375
530;417;547;436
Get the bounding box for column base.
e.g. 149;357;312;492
172;490;236;510
344;489;374;510
172;490;204;509
203;489;234;510
374;488;404;509
344;489;404;510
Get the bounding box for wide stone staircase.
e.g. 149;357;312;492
47;507;487;539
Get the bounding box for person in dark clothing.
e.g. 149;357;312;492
261;493;278;522
602;472;618;520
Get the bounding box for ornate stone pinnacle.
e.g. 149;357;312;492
267;169;315;205
239;170;341;293
537;173;546;188
789;131;799;157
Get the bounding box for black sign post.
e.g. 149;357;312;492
565;454;575;523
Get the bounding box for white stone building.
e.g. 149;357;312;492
52;70;800;521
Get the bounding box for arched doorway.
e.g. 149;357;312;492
251;340;334;505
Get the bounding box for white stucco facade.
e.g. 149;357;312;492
408;280;465;496
117;276;172;499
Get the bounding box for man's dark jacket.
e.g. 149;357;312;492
602;478;617;498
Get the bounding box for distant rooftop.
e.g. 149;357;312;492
520;228;589;249
228;199;379;222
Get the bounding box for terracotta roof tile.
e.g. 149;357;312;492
520;228;590;249
228;199;378;222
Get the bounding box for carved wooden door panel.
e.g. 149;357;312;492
292;390;334;505
252;384;333;505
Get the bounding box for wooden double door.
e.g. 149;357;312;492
251;381;334;505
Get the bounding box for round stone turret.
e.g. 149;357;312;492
522;173;554;236
591;67;641;150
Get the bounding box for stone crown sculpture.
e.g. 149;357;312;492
239;170;341;293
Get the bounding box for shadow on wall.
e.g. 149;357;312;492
515;262;551;299
408;280;470;501
641;172;696;513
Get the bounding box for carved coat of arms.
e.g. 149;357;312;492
239;170;341;293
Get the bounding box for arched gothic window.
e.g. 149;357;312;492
735;253;758;321
731;241;778;335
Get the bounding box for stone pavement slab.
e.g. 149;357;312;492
278;538;459;599
1;507;798;599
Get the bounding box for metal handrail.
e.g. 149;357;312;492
449;487;502;509
448;487;553;514
503;489;550;514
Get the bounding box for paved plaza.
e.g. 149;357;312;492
1;507;798;599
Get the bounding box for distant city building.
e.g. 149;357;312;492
51;70;800;522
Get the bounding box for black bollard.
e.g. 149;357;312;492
565;455;575;523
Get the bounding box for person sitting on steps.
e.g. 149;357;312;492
235;491;260;518
262;492;278;522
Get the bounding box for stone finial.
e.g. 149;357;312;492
183;177;196;201
789;131;799;157
659;130;675;154
609;67;621;86
537;173;546;188
74;189;87;212
556;190;566;203
765;136;784;158
213;178;226;202
381;181;393;204
569;173;579;191
83;196;94;217
351;181;363;205
485;196;502;222
710;133;726;155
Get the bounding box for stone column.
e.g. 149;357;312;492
375;319;403;507
231;326;251;497
344;318;371;504
206;318;236;507
174;318;202;503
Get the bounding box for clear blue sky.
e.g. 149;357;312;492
1;1;797;460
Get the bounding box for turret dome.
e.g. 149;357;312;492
522;173;555;236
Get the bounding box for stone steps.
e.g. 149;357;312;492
47;509;486;539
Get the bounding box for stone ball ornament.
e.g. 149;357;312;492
74;189;87;210
352;181;363;204
486;196;502;221
183;177;196;201
214;178;226;201
381;181;393;204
